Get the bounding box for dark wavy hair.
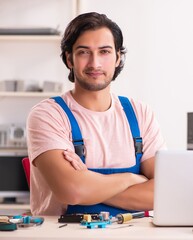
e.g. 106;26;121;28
60;12;126;82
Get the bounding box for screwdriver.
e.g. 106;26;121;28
115;211;149;224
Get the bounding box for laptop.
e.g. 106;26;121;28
153;150;193;226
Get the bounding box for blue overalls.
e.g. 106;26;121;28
51;96;143;216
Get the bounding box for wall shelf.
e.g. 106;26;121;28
0;0;75;125
0;92;61;98
0;35;62;41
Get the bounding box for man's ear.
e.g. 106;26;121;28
115;51;121;67
65;52;73;68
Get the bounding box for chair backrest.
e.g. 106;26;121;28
22;157;30;188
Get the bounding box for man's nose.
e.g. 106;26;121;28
88;53;102;69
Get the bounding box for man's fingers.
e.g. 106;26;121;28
63;149;87;170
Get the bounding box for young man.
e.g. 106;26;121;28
27;12;166;216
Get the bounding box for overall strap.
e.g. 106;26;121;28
51;96;143;164
118;96;143;160
51;96;85;163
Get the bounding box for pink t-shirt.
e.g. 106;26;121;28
27;91;166;215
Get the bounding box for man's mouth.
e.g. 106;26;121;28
85;71;104;78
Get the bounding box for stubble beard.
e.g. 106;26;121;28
75;75;112;91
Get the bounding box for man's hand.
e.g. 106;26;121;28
63;149;87;171
104;157;155;211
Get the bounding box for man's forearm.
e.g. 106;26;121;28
103;179;154;211
69;170;135;205
63;170;148;206
61;149;149;206
35;150;146;206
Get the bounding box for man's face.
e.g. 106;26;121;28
67;27;120;91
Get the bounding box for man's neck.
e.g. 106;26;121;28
71;88;111;112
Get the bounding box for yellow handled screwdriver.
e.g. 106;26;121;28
115;211;149;224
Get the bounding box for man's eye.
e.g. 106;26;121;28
100;50;111;54
78;50;90;55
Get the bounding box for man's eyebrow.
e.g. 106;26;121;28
99;46;113;49
75;46;89;50
75;45;113;50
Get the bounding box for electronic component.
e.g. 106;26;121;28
58;213;99;223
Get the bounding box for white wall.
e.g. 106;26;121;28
78;0;193;150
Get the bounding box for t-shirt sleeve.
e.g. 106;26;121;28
27;99;74;164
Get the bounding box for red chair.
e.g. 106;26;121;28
22;157;30;188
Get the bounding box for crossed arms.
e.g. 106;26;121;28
34;149;154;211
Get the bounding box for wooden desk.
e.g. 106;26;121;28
0;216;193;239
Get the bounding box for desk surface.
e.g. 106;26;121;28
0;204;30;216
0;216;193;240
